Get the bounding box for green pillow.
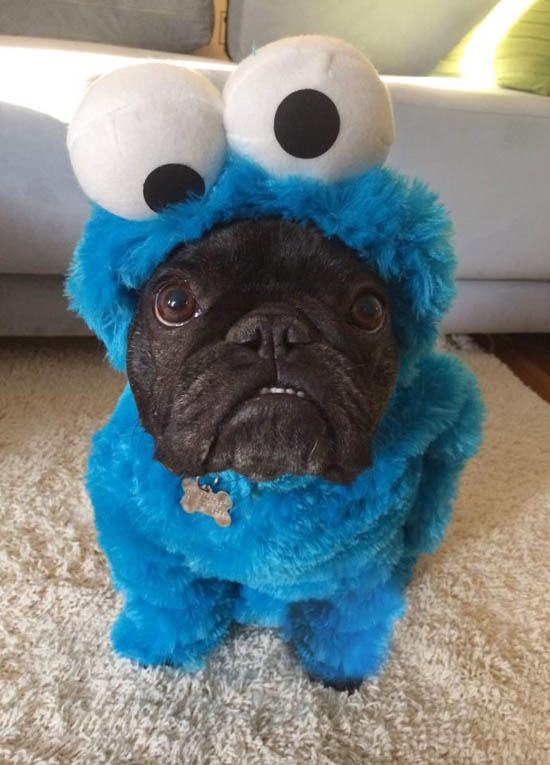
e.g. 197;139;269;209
433;0;550;97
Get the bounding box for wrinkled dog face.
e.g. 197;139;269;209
127;217;399;483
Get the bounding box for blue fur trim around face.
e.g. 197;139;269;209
87;352;483;681
67;154;484;684
66;154;456;379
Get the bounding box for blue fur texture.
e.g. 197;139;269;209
67;155;484;684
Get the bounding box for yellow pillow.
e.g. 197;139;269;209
433;0;550;96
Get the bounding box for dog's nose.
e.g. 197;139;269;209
226;307;314;359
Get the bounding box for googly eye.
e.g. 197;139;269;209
68;64;226;220
223;36;394;183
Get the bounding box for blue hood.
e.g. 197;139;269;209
67;154;455;383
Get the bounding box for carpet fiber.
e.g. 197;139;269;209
1;341;549;764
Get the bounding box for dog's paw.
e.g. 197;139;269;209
112;602;205;670
307;672;363;694
112;604;191;669
111;589;236;670
284;586;404;688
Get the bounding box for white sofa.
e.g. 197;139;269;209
388;76;550;332
0;34;549;334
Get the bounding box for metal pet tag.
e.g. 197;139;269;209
181;478;233;527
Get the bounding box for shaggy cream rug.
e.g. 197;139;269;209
0;340;549;764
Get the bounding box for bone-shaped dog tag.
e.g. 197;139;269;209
181;478;233;527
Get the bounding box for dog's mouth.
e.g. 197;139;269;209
256;385;307;399
204;380;338;481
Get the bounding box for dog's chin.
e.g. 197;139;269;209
205;395;346;483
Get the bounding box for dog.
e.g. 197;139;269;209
127;216;399;487
66;36;483;692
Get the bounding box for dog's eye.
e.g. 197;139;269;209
350;293;386;333
154;284;197;326
223;37;394;183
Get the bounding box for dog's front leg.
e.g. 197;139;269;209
111;576;237;670
87;388;238;671
94;481;237;670
283;572;408;692
92;479;237;670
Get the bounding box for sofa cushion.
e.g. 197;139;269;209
442;280;550;333
226;0;498;75
496;0;550;96
388;76;550;279
0;0;213;53
434;0;550;97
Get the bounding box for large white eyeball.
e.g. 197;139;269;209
68;64;226;220
223;36;394;183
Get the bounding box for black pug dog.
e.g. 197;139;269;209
127;216;399;484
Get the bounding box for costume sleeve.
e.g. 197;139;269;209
402;353;485;556
87;385;197;606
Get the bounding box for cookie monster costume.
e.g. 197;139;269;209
66;37;483;687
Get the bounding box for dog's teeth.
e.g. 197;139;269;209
259;386;306;397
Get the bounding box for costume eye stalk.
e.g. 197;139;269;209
223;35;394;183
350;293;386;333
154;283;198;326
68;64;226;220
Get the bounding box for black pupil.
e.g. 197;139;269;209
359;296;379;316
354;294;383;329
274;88;340;159
165;288;190;314
143;164;205;213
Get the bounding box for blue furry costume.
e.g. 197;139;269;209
66;38;483;685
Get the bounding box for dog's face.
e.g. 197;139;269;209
127;217;399;483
